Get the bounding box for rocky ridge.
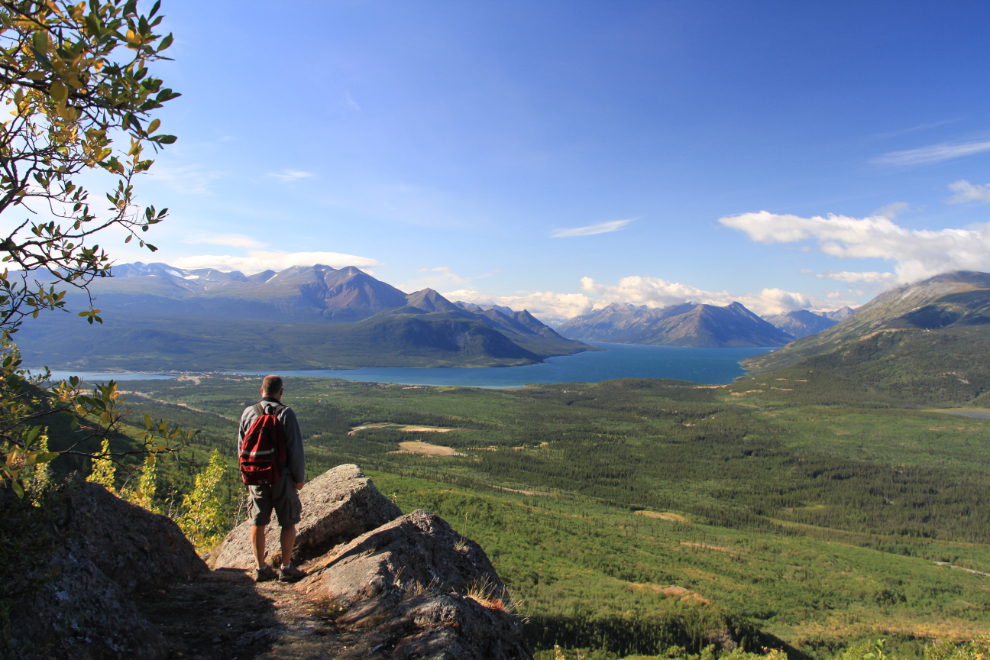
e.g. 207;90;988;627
4;477;208;660
5;465;530;660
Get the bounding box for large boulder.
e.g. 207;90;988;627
2;478;207;660
17;546;169;660
69;480;208;591
214;464;402;569
298;509;530;660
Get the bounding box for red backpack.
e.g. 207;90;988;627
239;403;287;486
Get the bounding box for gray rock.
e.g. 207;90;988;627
214;464;401;569
3;478;204;660
17;547;169;660
298;509;530;660
68;481;208;591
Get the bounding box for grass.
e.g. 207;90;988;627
49;372;990;659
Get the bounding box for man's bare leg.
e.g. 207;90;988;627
280;525;297;566
251;525;268;568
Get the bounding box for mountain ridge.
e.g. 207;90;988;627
741;271;990;406
762;309;841;339
16;263;594;370
557;300;795;347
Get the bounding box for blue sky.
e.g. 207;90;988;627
101;0;990;321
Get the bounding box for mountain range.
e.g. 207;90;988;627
15;263;593;371
742;271;990;406
762;307;853;339
558;301;795;347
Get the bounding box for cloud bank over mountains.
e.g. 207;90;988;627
448;277;823;324
155;199;990;324
171;250;380;274
719;210;990;284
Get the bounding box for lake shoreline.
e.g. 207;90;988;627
43;342;776;389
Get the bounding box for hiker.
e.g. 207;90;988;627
238;374;307;582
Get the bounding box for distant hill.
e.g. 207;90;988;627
557;301;794;347
16;263;593;371
762;309;840;339
742;271;990;406
824;306;855;322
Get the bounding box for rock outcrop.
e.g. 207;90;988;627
3;478;207;660
209;464;530;659
6;465;529;660
300;509;529;659
69;477;208;591
214;463;402;569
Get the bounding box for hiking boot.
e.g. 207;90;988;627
255;565;278;582
278;565;306;582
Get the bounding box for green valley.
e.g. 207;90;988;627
66;370;990;659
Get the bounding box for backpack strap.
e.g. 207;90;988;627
259;402;286;416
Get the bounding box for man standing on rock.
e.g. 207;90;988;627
239;375;307;582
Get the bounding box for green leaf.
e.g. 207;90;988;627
32;31;48;54
11;480;24;498
50;81;69;105
144;413;152;429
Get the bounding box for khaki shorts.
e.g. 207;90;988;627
247;473;301;527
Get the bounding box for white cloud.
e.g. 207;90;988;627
873;140;990;166
443;289;595;324
269;170;315;183
344;91;361;112
149;163;226;194
184;233;265;248
719;210;990;283
816;270;898;284
874;202;911;219
171;250;379;274
551;218;635;238
401;266;466;291
947;180;990;204
580;275;716;308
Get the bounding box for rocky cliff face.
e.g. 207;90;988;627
5;465;529;660
3;477;208;660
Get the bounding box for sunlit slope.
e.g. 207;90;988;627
742;271;990;405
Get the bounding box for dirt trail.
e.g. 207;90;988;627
133;567;390;659
120;391;238;422
348;423;458;436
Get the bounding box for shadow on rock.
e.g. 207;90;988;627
132;568;280;660
2;477;207;660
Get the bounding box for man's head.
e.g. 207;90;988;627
261;374;284;400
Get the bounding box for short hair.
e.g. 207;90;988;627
262;375;283;397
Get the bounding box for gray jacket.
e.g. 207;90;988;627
238;397;305;484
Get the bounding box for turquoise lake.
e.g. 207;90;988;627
46;342;775;388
